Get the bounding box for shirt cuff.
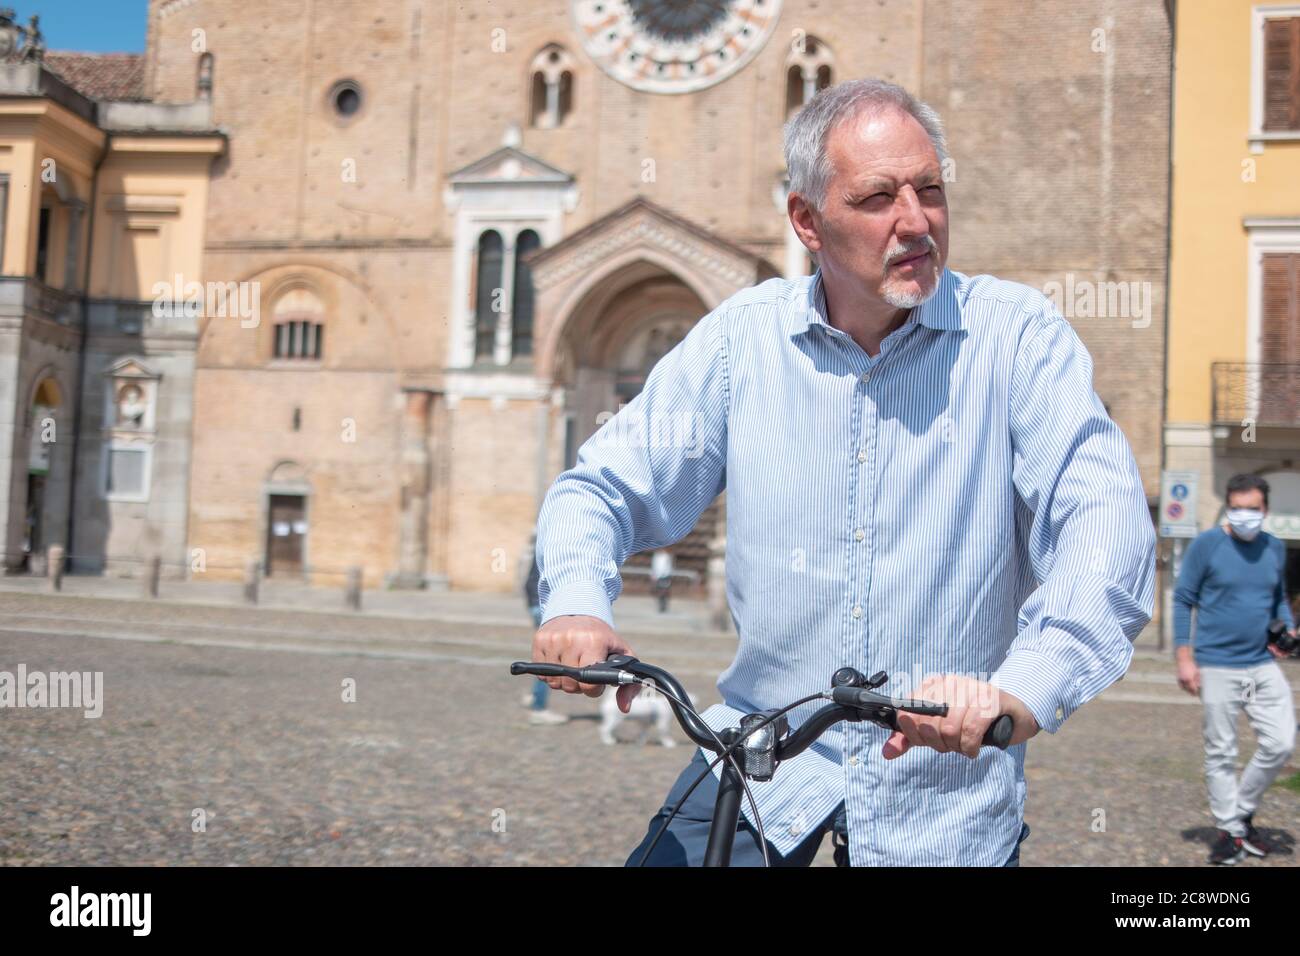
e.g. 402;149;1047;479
540;580;615;630
991;646;1078;735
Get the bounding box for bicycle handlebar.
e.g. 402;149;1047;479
509;655;1016;756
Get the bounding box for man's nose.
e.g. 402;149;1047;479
894;185;929;238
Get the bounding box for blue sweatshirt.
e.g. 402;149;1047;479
1173;526;1294;667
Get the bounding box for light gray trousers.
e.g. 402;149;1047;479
1200;661;1296;837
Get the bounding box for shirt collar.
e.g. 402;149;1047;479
789;266;964;339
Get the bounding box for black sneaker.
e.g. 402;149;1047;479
1240;815;1267;857
1209;829;1247;865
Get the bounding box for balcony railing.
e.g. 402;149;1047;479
1211;362;1300;427
0;275;83;327
86;299;199;336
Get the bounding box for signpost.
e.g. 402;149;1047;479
1158;471;1200;651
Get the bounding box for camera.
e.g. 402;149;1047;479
1267;619;1299;656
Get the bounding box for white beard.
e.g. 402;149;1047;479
881;269;939;309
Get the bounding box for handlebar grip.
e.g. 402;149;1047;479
510;662;568;678
982;714;1014;750
508;661;625;686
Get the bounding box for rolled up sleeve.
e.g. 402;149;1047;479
992;313;1157;734
536;307;730;629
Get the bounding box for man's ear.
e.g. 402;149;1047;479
788;194;821;252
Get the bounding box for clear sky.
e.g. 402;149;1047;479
31;0;147;53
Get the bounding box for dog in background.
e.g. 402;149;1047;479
599;683;698;747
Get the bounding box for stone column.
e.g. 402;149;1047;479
63;201;84;291
394;389;432;588
545;78;560;128
0;175;10;270
495;239;516;365
345;566;363;610
47;544;63;590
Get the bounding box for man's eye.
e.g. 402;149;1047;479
922;184;943;194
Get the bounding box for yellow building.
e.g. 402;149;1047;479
1165;0;1300;608
0;12;223;574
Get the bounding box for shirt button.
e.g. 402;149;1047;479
851;605;863;619
854;528;865;541
849;756;859;766
789;824;804;837
1055;706;1065;721
860;371;871;383
856;449;866;463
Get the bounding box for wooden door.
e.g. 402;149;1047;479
266;494;306;577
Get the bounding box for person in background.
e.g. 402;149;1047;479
522;535;568;726
1174;472;1297;865
651;549;674;613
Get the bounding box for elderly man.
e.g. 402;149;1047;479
531;78;1156;866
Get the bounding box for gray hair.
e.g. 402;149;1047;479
783;77;949;211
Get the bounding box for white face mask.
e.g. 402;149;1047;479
1226;508;1264;541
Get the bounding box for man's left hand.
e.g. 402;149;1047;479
1267;628;1295;660
883;674;1040;760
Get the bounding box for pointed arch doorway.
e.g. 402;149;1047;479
527;198;779;613
554;264;720;597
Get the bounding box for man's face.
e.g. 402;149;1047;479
1226;488;1267;515
794;106;949;310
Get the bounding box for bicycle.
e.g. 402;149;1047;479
510;653;1014;866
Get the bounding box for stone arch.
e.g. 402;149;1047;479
545;258;716;597
539;250;721;382
22;366;69;435
197;261;399;368
267;459;311;491
27;369;64;412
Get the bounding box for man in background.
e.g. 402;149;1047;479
1174;473;1297;864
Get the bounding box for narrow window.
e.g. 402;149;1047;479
474;230;504;360
512;229;541;358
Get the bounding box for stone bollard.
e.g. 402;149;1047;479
243;559;260;605
47;545;64;592
345;566;362;611
144;555;162;599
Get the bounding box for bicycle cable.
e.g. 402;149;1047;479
635;689;827;867
629;678;770;867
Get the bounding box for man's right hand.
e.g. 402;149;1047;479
531;614;641;713
1176;652;1200;697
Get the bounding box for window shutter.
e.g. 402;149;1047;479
1262;254;1298;362
1263;17;1300;132
1260;253;1299;423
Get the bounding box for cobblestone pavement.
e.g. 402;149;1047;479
0;592;1296;866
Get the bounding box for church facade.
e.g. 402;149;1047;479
3;0;1172;600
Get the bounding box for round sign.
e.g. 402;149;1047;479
1166;502;1184;520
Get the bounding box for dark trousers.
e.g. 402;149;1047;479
626;748;1030;866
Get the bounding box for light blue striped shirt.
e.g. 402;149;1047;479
536;267;1156;865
